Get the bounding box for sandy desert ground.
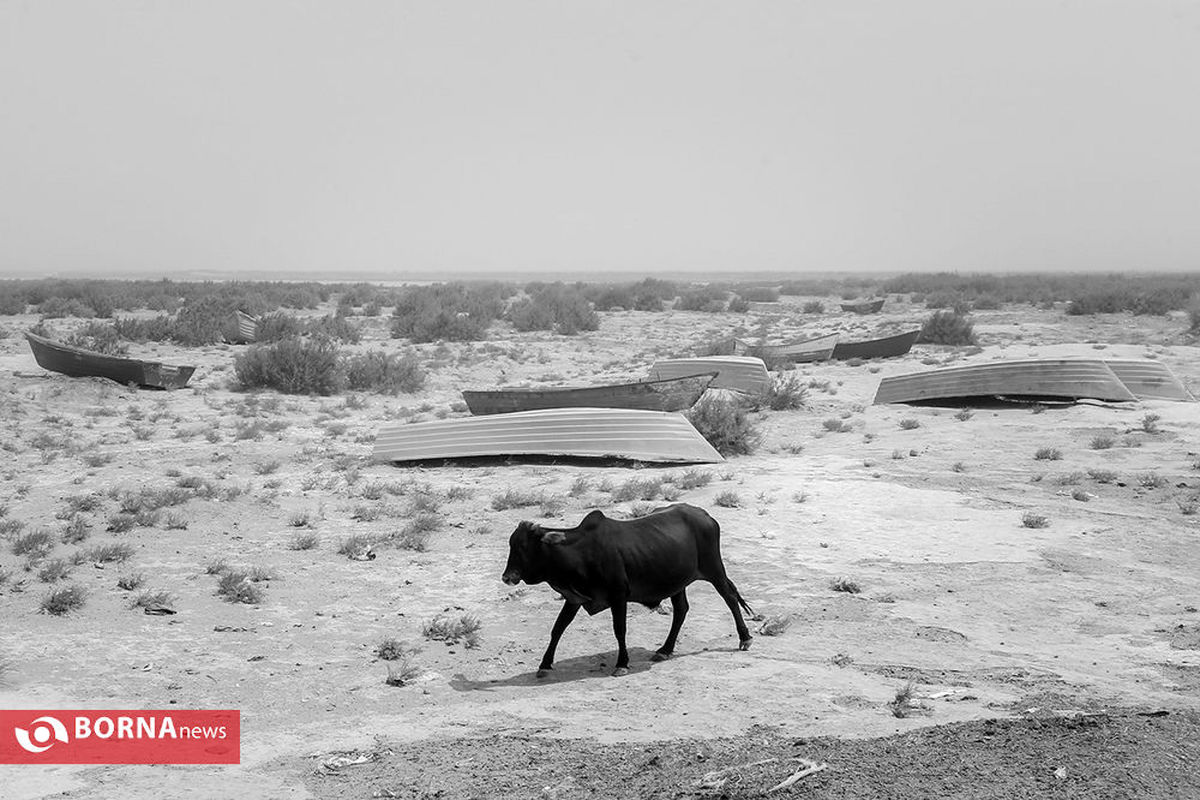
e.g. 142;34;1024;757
1;293;1198;798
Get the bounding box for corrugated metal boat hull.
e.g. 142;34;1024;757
874;359;1137;404
831;329;921;360
840;299;885;314
461;373;716;415
1103;360;1194;401
26;332;196;390
735;333;839;363
373;408;724;464
222;311;258;344
649;356;771;394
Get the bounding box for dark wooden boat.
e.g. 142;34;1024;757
462;373;715;415
25;331;196;390
734;333;839;363
831;329;921;360
840;298;885;314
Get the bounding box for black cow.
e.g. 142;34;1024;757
502;503;754;677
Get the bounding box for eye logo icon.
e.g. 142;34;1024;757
14;716;69;753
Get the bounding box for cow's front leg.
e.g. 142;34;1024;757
538;601;581;678
653;590;689;661
610;598;630;676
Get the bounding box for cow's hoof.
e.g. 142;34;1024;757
739;638;753;651
612;667;629;677
651;651;672;662
536;668;552;678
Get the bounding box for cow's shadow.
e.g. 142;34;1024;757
450;645;736;691
450;647;666;691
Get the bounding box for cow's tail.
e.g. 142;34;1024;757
728;578;756;619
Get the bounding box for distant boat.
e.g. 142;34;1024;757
733;333;839;364
649;356;772;394
461;373;716;416
26;331;196;390
831;329;921;360
373;408;724;464
840;298;885;314
874;359;1137;405
222;310;258;344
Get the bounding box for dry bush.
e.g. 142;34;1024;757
216;570;264;604
714;490;741;508
421;613;482;648
918;310;977;346
686;395;761;456
344;350;425;394
234;338;344;395
41;584;87;616
1021;512;1050;529
831;577;861;594
508;284;599;335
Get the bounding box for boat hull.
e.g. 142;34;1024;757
462;373;715;415
831;329;921;360
874;359;1137;404
373;408;724;464
735;333;839;363
649;356;771;394
26;332;196;390
840;299;885;314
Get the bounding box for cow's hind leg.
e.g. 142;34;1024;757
711;576;753;651
538;601;581;678
652;590;689;662
610;598;630;676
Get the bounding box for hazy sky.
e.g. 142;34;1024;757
2;1;1199;278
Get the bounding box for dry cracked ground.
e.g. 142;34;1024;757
0;294;1198;798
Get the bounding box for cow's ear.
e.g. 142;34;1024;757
541;530;566;545
580;509;606;530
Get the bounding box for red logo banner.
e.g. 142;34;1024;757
0;710;240;764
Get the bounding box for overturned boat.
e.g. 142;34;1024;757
733;333;839;364
461;373;715;415
373;408;723;464
840;298;885;314
25;331;196;390
649;356;771;394
222;310;258;344
872;358;1195;404
831;329;921;360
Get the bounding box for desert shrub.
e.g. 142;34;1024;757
12;529;54;558
675;285;729;312
508;284;599;335
830;577;861;594
81;542;135;563
0;290;26;315
253;312;305;342
234;338;343;395
37;558;73;582
971;294;1002;310
726;296;750;313
686;395;761;456
1021;512;1050;529
41;584;87;615
421;613;481;648
1189;295;1200;333
918;310;976;345
899;418;920;430
172;296;237;345
307;313;361;343
801;301;824;314
65;322;128;356
763;374;808;411
491;488;545;511
714;490;740;508
737;286;780;303
1034;447;1062;461
676;469;713;490
37;296;99;318
924;291;971;314
344;350;425;394
117;573;145;590
1089;434;1115;450
112;315;173;342
216;570;264;604
612;477;664;503
289;531;320;550
390;283;506;343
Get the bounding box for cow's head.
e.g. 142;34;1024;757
502;521;565;585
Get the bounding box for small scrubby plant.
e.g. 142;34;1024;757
687;395;761;456
41;584;87;616
831;577;861;594
422;613;482;648
918;310;976;346
216;570;264;604
1021;512;1050;529
1034;447;1062;461
234;338;344;395
898;418;920;430
714;490;741;508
